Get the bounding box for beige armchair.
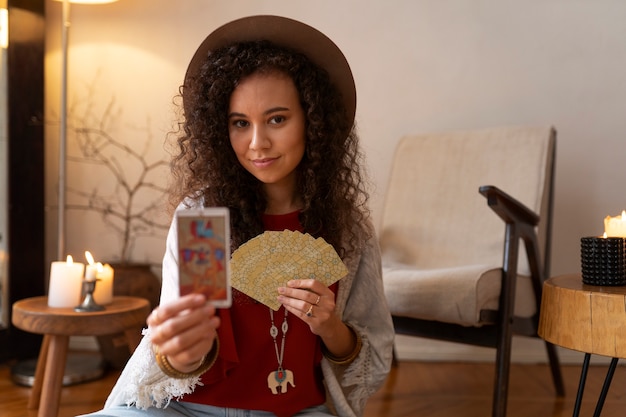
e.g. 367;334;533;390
380;126;564;417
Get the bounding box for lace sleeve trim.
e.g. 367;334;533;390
105;328;205;410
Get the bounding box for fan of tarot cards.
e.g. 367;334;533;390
230;230;348;310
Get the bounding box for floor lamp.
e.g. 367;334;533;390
10;0;121;388
56;0;120;261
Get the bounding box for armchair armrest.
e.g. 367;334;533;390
479;184;545;331
479;185;539;227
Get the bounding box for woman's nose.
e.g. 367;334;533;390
249;125;270;150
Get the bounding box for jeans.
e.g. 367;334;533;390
79;402;333;417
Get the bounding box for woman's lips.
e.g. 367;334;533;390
252;157;277;168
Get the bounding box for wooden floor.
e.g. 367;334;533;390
2;358;626;417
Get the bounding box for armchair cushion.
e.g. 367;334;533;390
382;261;536;327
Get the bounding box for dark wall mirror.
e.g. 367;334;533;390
0;0;45;362
0;0;8;331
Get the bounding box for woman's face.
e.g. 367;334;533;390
228;71;306;197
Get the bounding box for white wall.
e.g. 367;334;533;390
45;0;626;362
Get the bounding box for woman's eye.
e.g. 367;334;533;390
269;115;285;124
232;120;249;128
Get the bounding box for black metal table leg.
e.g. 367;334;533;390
573;353;591;417
592;357;619;417
572;354;620;417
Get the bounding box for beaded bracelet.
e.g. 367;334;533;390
153;336;219;379
321;325;363;366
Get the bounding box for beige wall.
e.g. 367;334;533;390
45;0;626;361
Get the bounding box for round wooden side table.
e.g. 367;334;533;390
539;273;626;417
12;296;150;417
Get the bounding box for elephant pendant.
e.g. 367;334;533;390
267;367;296;394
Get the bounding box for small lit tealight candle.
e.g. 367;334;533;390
604;210;626;237
48;255;85;307
84;251;98;281
93;262;115;305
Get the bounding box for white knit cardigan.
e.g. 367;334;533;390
104;206;394;417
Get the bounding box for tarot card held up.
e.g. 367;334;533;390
176;207;231;308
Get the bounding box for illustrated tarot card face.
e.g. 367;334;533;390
176;207;231;308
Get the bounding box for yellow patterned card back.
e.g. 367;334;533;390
230;230;348;310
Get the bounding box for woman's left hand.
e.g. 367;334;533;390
277;279;340;337
279;279;359;361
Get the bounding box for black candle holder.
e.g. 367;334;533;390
75;279;105;312
580;236;626;286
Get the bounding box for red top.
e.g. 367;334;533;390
181;211;328;416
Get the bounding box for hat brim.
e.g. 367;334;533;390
184;15;356;126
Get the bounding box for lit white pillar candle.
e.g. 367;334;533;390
604;210;626;237
48;255;85;307
93;262;114;305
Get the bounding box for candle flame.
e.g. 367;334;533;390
66;255;74;264
603;232;608;238
96;262;104;273
622;210;626;220
85;251;95;266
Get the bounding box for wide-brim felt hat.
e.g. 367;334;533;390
184;15;356;127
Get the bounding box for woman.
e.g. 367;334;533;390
88;15;393;417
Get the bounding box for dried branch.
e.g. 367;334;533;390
66;95;170;264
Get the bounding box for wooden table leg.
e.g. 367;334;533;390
38;334;69;417
124;328;143;353
28;334;50;409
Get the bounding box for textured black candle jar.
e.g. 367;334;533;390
580;236;626;286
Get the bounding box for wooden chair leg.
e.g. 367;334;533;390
544;340;565;396
492;276;515;416
492;338;513;417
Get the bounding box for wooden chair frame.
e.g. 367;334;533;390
392;177;565;417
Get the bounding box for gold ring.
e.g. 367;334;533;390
306;305;314;317
314;295;321;305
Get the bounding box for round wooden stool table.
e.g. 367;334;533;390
539;273;626;417
12;296;150;417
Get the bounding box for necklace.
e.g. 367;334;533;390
268;308;296;394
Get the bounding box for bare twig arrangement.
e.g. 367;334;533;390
65;95;170;264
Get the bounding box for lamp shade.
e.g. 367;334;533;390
0;8;7;49
54;0;118;4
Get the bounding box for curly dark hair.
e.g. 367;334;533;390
169;40;371;259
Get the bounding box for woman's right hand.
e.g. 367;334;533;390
147;293;220;373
